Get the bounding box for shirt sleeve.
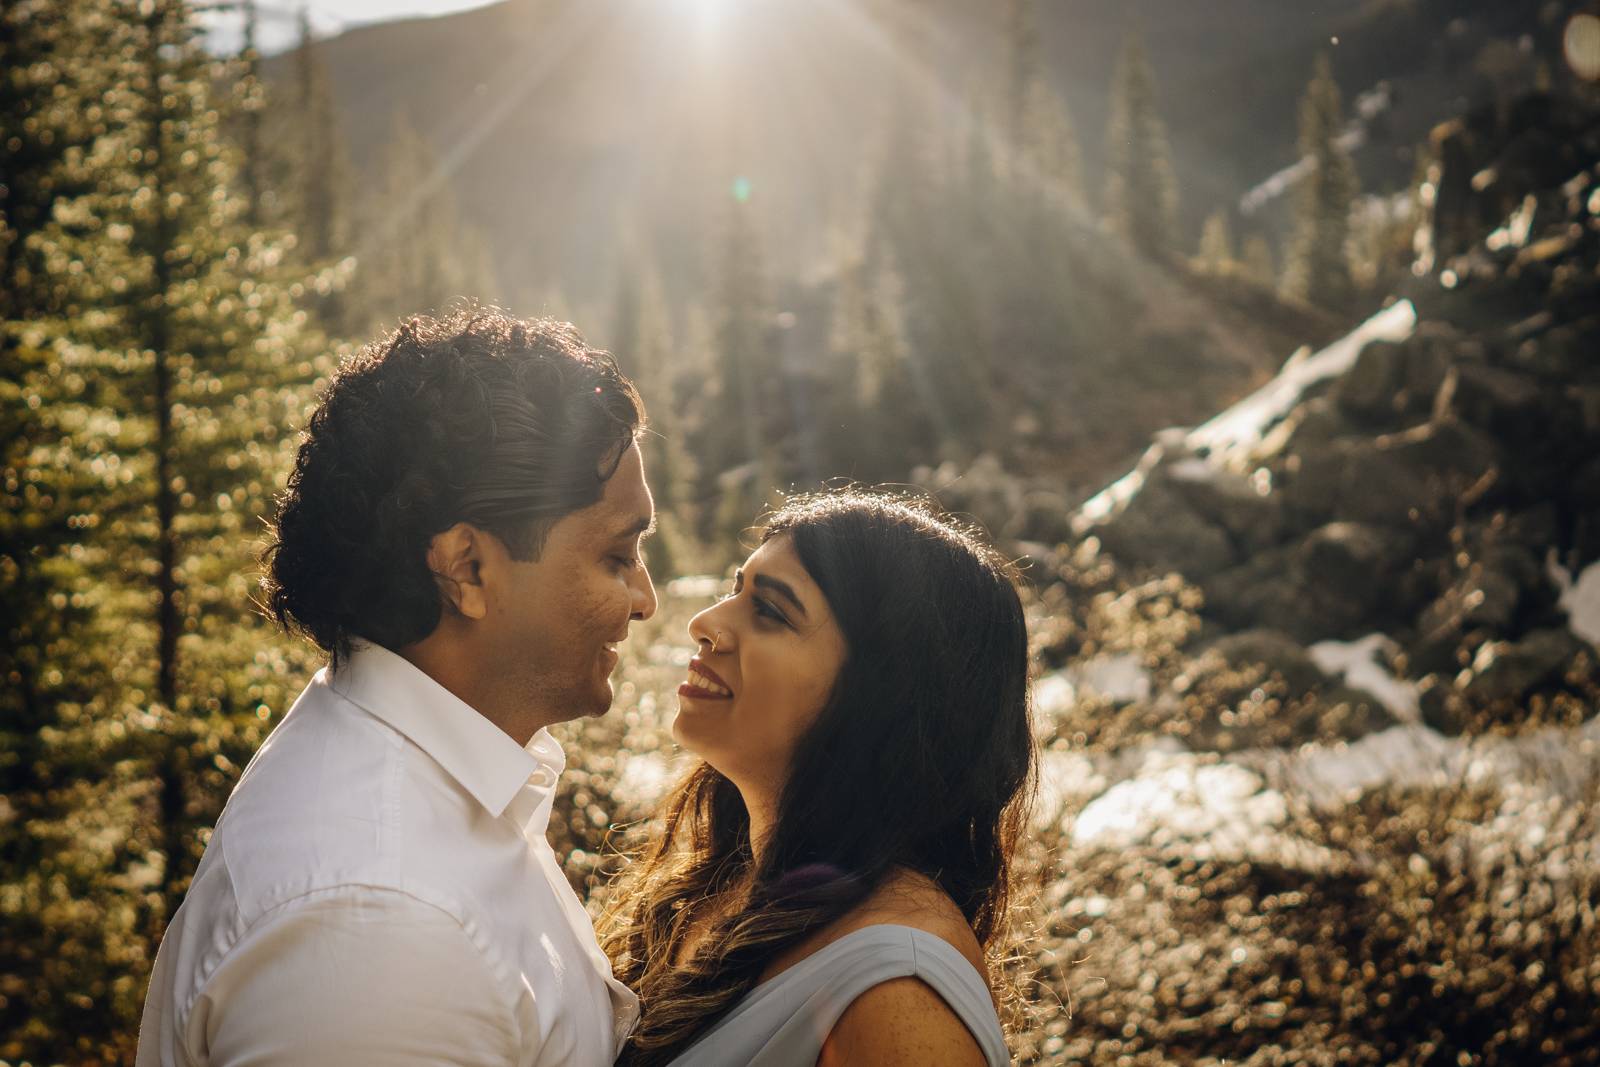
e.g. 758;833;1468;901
188;887;527;1066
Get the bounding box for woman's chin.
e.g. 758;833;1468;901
669;704;719;758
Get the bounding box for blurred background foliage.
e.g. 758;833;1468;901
4;0;1600;1063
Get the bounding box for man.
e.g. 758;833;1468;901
136;309;658;1065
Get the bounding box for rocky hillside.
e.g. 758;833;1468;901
1061;89;1600;741
537;87;1600;1065
915;89;1600;1063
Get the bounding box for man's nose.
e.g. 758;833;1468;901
630;562;658;621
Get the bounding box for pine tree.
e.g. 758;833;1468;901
5;1;325;1056
352;113;501;329
1004;0;1084;210
1281;53;1358;305
0;4;141;1050
610;254;695;574
1243;233;1276;288
1195;208;1237;274
291;7;347;263
1005;0;1041;155
1019;79;1086;211
1102;28;1179;259
683;188;782;552
235;0;267;228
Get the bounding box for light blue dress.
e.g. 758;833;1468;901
666;924;1010;1066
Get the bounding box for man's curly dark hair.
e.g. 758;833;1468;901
260;307;645;668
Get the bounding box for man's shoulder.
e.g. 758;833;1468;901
210;675;451;921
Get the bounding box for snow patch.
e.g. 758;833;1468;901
1547;551;1600;648
1186;299;1417;469
1266;722;1600;812
1070;751;1337;868
1076;462;1147;526
1032;748;1100;830
1033;672;1078;720
1070;653;1153;704
1308;633;1420;722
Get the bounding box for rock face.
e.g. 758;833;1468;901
1011;90;1600;1067
1067;92;1600;737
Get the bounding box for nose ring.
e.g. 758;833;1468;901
709;630;723;653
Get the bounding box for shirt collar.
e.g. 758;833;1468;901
329;641;564;822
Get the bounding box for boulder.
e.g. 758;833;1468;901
1201;531;1393;643
1567;383;1600;437
1334;339;1407;423
1091;482;1238;578
1508;319;1600;383
1373;417;1499;487
1433;362;1544;436
1202;546;1319;641
1295;522;1400;602
1282;438;1433;530
1417;563;1524;642
1205;629;1327;696
1271;396;1348;459
1461;627;1586;704
1396;325;1479;416
1162;463;1283;553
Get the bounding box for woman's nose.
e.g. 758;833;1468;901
688;602;734;651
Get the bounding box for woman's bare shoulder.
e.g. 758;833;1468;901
756;866;988;984
828;867;988;976
815;976;988;1067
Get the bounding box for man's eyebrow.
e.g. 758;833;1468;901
614;514;656;541
753;573;809;619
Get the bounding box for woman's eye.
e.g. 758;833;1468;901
752;597;787;625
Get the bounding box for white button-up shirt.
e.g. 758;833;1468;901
136;641;638;1066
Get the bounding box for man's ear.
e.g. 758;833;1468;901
425;523;489;620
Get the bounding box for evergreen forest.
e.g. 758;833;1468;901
4;1;1599;1062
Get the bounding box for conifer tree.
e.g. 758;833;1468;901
0;5;140;1050
610;255;694;573
1282;53;1358;305
352;113;500;329
5;2;324;1055
1103;28;1179;258
1005;0;1041;155
684;189;782;553
1004;0;1084;210
1195;208;1237;274
0;0;123;793
1020;80;1086;211
1242;233;1276;288
291;7;348;263
236;0;267;228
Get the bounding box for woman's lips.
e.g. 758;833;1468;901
679;656;733;700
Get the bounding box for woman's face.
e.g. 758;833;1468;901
674;534;848;795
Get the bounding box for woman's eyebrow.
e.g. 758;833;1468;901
753;573;809;619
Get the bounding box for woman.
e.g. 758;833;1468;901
600;490;1035;1066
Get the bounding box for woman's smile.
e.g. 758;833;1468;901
679;656;733;700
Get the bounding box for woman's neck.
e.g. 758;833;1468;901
739;785;778;867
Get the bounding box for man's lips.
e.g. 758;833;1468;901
680;655;733;699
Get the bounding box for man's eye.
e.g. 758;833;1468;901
612;555;639;570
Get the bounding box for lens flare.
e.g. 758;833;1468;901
1566;13;1600;81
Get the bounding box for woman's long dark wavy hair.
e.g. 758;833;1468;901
600;490;1036;1065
